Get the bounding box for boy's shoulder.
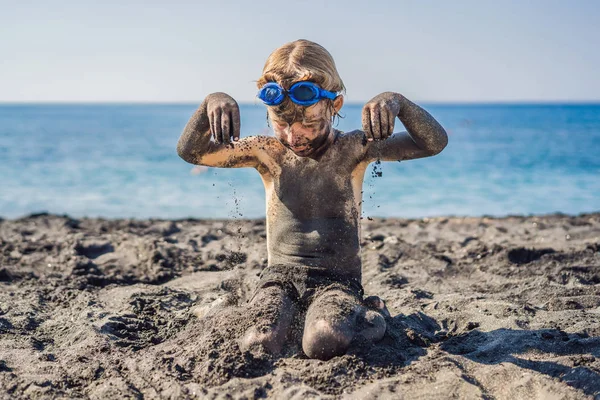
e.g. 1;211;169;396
331;129;371;164
335;129;369;150
337;129;366;143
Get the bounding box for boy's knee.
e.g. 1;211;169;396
302;319;352;360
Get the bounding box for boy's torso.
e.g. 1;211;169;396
258;130;369;280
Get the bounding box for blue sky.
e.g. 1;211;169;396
1;0;598;103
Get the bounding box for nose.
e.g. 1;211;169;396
290;122;306;132
290;122;309;136
289;128;308;146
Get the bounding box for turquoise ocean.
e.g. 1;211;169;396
1;103;598;220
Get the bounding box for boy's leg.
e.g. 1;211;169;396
302;288;387;360
240;284;297;354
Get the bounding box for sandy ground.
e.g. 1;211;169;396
1;212;599;399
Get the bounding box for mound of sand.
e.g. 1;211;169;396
1;213;599;399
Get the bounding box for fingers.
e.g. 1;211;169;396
221;110;231;144
378;109;394;140
362;106;373;141
231;106;241;142
211;108;222;143
221;104;241;144
207;93;241;144
370;107;382;141
387;111;396;139
364;103;394;142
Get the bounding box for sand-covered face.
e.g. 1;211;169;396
269;99;341;158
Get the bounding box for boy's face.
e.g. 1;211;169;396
269;97;343;158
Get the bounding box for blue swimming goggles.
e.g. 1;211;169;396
257;81;337;106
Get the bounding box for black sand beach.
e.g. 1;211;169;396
1;213;599;398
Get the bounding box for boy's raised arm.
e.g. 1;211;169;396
361;92;448;162
177;92;263;168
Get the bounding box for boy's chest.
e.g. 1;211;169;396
268;156;358;216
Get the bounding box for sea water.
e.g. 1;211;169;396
1;103;598;219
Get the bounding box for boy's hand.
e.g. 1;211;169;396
205;92;241;144
362;92;403;141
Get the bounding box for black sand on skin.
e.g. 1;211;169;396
1;213;600;398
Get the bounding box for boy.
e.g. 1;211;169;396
177;39;447;360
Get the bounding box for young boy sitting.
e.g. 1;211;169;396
177;39;447;360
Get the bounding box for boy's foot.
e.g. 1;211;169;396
302;289;387;360
239;284;297;354
363;295;391;317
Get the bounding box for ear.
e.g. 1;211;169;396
333;95;344;113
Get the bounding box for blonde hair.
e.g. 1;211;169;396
257;40;345;124
257;39;345;92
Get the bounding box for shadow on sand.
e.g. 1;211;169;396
389;311;600;397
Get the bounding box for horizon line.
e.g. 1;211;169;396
1;100;600;106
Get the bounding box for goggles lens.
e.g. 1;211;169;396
264;87;280;102
291;84;317;101
258;84;283;105
258;81;335;106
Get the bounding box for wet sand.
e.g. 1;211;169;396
1;213;599;399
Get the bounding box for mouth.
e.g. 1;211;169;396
290;143;310;151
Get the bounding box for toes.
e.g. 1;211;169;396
302;319;353;360
363;295;391;318
363;295;383;308
359;310;387;342
240;326;283;354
